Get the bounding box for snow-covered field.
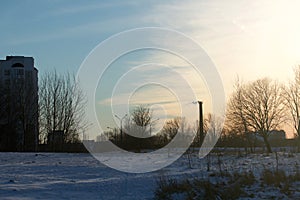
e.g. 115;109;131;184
0;151;299;199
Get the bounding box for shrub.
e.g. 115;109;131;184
261;169;287;186
154;176;220;200
154;175;250;200
154;176;191;200
193;179;220;199
231;171;255;186
289;171;300;182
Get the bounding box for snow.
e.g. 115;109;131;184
0;151;299;199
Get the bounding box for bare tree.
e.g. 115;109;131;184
244;78;285;153
205;113;223;144
39;71;86;143
159;117;192;144
225;78;255;152
14;75;39;151
226;78;285;153
159;117;194;149
282;65;300;150
226;79;247;133
130;105;152;137
161;117;181;141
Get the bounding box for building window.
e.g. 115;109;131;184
4;79;10;86
4;79;10;93
15;78;24;85
18;69;24;75
12;63;24;68
4;70;10;76
15;69;24;76
26;70;32;79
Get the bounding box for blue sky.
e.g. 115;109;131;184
0;1;154;72
2;0;300;88
2;0;300;138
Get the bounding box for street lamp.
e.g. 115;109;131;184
150;118;160;136
193;101;204;146
114;114;128;142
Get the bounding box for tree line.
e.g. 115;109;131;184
102;106;221;151
103;66;300;153
3;66;299;152
225;66;300;153
37;65;300;153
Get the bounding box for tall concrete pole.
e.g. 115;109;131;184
198;101;204;146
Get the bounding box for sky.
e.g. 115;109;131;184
1;0;300;138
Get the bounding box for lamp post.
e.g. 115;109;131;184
193;101;204;146
114;114;128;143
150;118;160;136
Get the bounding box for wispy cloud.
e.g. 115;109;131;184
8;14;141;46
137;0;300;95
47;2;129;16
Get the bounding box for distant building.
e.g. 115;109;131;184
0;56;38;151
259;130;285;140
268;130;286;142
249;130;286;147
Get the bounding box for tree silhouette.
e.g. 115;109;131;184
131;105;152;138
39;71;87;144
226;78;285;153
282;65;300;151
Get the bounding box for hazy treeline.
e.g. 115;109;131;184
103;66;300;153
36;65;300;153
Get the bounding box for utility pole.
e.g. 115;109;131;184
198;101;204;146
193;101;204;146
